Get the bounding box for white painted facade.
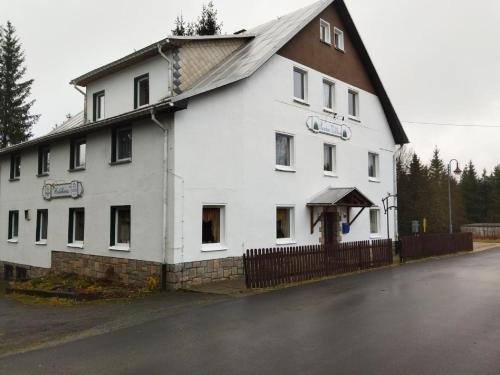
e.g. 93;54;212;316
0;4;402;273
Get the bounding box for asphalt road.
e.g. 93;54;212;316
2;248;500;375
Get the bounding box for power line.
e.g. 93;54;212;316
402;120;500;128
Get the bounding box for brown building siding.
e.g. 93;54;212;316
278;3;375;95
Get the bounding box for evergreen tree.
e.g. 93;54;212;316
195;1;222;36
460;161;480;223
172;2;222;37
0;21;39;147
488;166;500;222
427;148;449;233
172;15;196;36
477;169;491;221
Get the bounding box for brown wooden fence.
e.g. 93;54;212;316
243;239;393;288
400;232;473;262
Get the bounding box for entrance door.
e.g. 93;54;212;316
324;211;338;246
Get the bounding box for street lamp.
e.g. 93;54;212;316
447;159;462;234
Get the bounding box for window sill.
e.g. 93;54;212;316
276;239;297;246
370;234;383;239
35;240;47;246
334;46;345;53
275;165;296;173
36;173;49;178
348;115;361;123
109;245;130;252
109;159;132;166
9;178;20;182
67;242;84;249
320;39;332;46
68;167;86;173
368;177;381;183
323;108;335;114
7;239;18;244
293;98;309;106
201;243;228;252
324;171;338;178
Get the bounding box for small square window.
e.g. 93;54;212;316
134;74;149;109
10;154;21;180
323;80;334;110
112;127;132;162
70;139;86;170
368;152;379;179
320;19;331;44
276;207;294;241
334;27;344;51
276;133;293;168
93;91;105;121
293;68;307;101
38;146;50;175
348;90;359;118
202;206;225;245
8;210;19;241
110;206;131;249
370;209;380;235
68;208;85;246
36;209;48;243
324;144;336;174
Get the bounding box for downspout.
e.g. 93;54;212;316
157;43;174;97
72;84;87;124
151;106;172;290
393;145;401;242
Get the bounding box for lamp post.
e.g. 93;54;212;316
447;159;462;234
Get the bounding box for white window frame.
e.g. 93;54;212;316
323;143;337;176
95;91;105;121
293;67;308;104
35;209;48;245
110;206;131;251
334;27;345;51
40;146;50;175
115;127;132;162
68;208;84;248
135;75;149;108
276;206;296;245
275;132;295;172
348;89;360;120
368;152;380;181
201;205;227;252
8;210;19;243
369;208;381;237
319;19;331;44
74;139;86;169
323;79;335;112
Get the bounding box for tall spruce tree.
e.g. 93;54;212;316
460;161;480;223
172;2;222;36
0;21;39;147
427;148;449;233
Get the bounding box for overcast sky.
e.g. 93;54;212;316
2;0;500;172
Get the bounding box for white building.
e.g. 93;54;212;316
0;0;408;287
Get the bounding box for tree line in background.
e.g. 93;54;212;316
0;21;38;147
397;147;500;236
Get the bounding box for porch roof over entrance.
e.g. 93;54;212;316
307;187;374;208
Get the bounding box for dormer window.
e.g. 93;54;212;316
320;19;331;44
334;27;345;51
134;74;149;109
93;90;105;121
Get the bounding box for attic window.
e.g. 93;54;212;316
320;19;331;44
334;27;344;51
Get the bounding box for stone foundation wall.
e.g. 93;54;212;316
51;251;162;287
0;261;50;281
167;257;244;289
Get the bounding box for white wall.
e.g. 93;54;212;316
172;54;397;264
0;120;165;268
86;55;170;120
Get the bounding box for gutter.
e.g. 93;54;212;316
72;85;87;124
150;107;170;290
157;43;174;97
